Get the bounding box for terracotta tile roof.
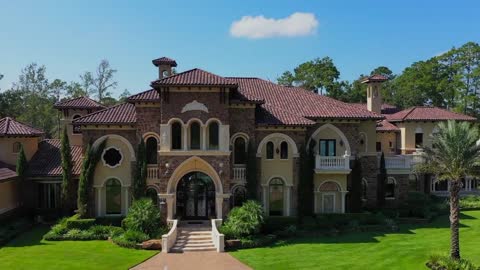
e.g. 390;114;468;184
54;96;105;109
387;106;477;122
376;120;400;132
152;57;178;67
0;117;44;137
72;103;137;125
28;139;83;177
361;74;388;83
0;161;17;181
228;77;383;123
350;103;401;115
151;68;237;87
257;104;315;126
128;89;160;102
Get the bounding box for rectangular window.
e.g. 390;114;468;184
12;142;22;153
376;142;382;152
415;133;423;148
38;183;61;209
319;139;336;157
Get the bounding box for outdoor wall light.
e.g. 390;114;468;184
339;140;344;147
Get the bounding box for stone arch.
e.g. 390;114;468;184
166;156;223;194
186;117;204;126
308;123;351;155
99;176;126;187
93;134;136;161
167;118;185;125
257;133;299;157
205;118;222;126
143;132;161;141
317;180;343;192
230;132;250;146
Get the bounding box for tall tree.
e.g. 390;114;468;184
79;71;95;98
61;127;73;213
418;120;480;260
92;60;117;102
119;89;131;103
133;140;147;200
66;81;88;98
16;145;27;179
49;79;67;103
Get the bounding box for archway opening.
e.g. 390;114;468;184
176;172;216;219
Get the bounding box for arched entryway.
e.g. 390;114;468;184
176;172;216;219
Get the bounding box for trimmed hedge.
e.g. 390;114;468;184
65;214;95;230
111;230;149;249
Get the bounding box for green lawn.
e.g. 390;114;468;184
231;210;480;270
0;226;157;270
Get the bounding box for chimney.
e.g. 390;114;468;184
152;57;178;79
361;74;388;114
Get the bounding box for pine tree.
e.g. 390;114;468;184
377;152;386;208
61;127;73;213
246;140;257;200
133;140;147;200
349;158;363;213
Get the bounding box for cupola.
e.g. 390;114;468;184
361;74;388;114
152;57;177;79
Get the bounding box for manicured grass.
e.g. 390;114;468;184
0;226;158;270
231;210;480;270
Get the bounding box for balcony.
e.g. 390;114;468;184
147;164;160;180
315;155;351;174
384;153;425;172
233;165;246;182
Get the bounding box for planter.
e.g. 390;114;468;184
141;239;162;250
225;239;241;249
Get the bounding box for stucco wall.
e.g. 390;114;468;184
314;174;347;213
377;132;398;155
0;179;19;214
0;137;39;165
397;121;439;153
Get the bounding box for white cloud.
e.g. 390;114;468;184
230;12;319;39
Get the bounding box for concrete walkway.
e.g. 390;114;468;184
131;251;252;270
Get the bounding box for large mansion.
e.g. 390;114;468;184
1;57;479;221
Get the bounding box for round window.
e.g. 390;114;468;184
102;147;123;168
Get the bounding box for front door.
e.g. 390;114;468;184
176;172;215;219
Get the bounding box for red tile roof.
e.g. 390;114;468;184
72;103;137;125
128;89;160;102
152;57;178;67
361;74;388;83
0;161;17;181
54;96;105;109
387;106;477;122
350;103;401;115
0;117;44;137
257;104;315;126
376;120;400;132
151;68;237;87
28;139;83;177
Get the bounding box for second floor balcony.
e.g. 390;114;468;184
384;153;425;171
315;154;351;174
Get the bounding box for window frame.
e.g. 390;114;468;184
269;178;285;216
319;139;336;157
171;121;183;150
105;178;122;215
233;137;247;165
12;142;22;154
189;121;201;150
266;141;274;160
385;177;396;199
145;137;158;164
207;122;219;150
102;147;123;168
280;141;288;160
415;132;423;148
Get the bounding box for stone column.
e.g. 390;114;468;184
285;186;292;216
122;186;130;216
261;185;268;215
159;193;175;220
341;191;348;213
96;187;102;216
216;196;223;219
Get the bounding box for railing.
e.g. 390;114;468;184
211;219;224;252
161;219;178;253
385;156;412;169
315;155;350;170
147;164;159;180
233;165;246;181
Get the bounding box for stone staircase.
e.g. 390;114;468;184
171;221;216;252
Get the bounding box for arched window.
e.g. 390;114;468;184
146;188;158;205
385;177;396;199
106;178;122;215
269;178;284;216
280;141;288;159
12;142;22;153
72;115;82;134
234;137;247;164
208;122;219;150
146;137;158;164
266;141;274;159
190;122;201;150
361;179;368;200
231;186;246;208
171;122;183;150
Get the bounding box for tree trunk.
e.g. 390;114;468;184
449;180;461;260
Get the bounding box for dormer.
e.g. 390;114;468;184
54;97;105;146
361;74;388;114
152;57;177;79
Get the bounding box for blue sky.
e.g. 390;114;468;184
0;0;479;97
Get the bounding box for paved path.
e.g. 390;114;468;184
131;251;252;270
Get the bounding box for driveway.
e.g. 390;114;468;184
131;251;251;270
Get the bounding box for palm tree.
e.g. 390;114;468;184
420;120;480;260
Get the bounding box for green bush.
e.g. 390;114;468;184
65;214;96;230
460;195;480;209
427;254;479;270
111;230;149;249
221;200;264;239
122;198;164;238
262;217;297;234
237;234;277;249
44;217;124;241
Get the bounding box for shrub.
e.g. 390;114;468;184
65;214;95;230
122;198;163;238
111;230;149;249
238;234;277;249
221;200;264;239
262;217;297;234
275;225;298;238
63;229;95;240
427;254;479;270
460;195;480;209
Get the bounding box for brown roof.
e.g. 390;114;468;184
128;89;160;102
0;117;44;137
152;57;178;67
376;120;400;132
387;107;477;122
54;96;105;109
350;103;401;115
28;139;83;177
361;74;388;83
257;104;315;126
73;103;137;125
151;68;237;87
0;161;17;181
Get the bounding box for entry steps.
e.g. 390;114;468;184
171;221;215;252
